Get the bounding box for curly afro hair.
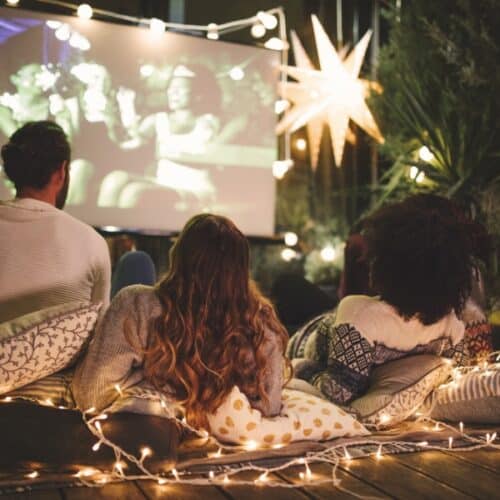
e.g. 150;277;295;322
364;194;475;325
1;121;70;191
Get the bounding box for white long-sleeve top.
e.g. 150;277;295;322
0;198;110;323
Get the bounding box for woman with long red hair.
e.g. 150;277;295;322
73;214;289;429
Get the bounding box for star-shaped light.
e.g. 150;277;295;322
277;15;384;168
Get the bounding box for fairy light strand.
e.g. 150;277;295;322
2;351;499;488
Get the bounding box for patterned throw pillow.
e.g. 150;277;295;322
421;367;500;424
0;302;101;395
207;386;369;446
349;355;452;428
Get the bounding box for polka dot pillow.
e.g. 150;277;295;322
207;386;369;446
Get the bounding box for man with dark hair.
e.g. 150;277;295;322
0;121;110;322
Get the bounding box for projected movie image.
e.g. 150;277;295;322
0;8;279;235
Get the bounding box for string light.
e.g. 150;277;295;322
274;99;290;114
251;22;266;39
272;159;293;179
92;441;102;451
149;18;165;35
295;138;307;151
257;11;278;30
3;351;498;489
284;231;298;246
114;461;126;475
320;245;336;262
281;248;298;262
77;3;93;19
299;462;312;481
207;23;219;40
264;37;289;51
244;440;258;451
256;471;269;484
140;446;152;461
418;145;434;162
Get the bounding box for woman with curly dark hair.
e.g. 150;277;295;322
73;213;289;429
291;194;477;405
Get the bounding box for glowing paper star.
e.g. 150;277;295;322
277;15;384;168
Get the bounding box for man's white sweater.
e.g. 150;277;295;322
0;198;111;323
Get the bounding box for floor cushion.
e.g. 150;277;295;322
349;354;452;428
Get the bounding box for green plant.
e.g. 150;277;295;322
373;0;500;214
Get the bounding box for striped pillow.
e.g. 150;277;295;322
422;368;500;424
2;370;75;408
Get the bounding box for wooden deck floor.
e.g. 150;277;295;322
3;449;499;499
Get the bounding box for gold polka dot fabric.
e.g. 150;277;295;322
207;387;369;445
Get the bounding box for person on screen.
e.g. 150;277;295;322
97;63;222;210
0;63;77;141
73;213;289;430
0;121;111;323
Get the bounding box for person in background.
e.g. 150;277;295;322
0;121;110;323
73;214;289;430
289;194;478;405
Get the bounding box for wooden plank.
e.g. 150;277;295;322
276;462;392;500
345;455;473;499
64;481;147;499
219;470;310;500
0;490;63;499
396;451;500;498
137;478;227;500
442;449;500;473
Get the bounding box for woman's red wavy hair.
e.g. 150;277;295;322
143;214;288;429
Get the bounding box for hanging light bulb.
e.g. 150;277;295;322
251;22;266;39
320;245;336;262
257;11;278;30
274;99;290;114
284;232;298;246
150;18;166;35
272;159;293;179
207;23;219;40
281;248;298;262
419;145;434;162
295;138;307;151
77;4;93;20
264;37;289;51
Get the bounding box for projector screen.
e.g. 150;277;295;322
0;7;279;236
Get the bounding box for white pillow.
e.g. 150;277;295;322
207;386;369;445
0;302;101;394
